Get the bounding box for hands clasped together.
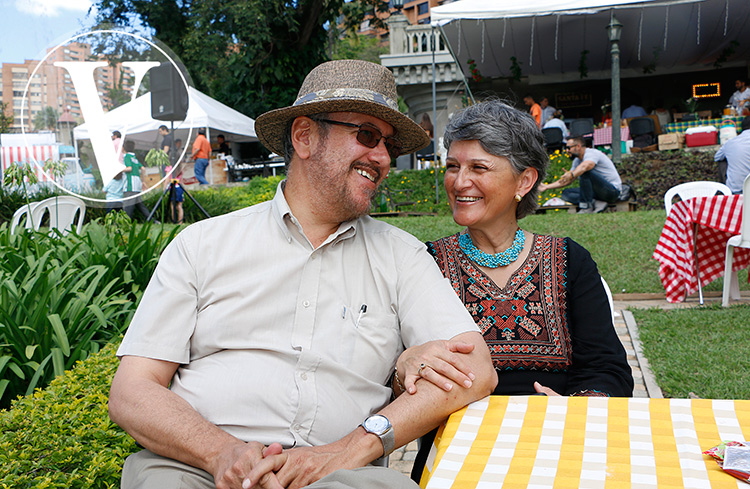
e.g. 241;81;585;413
213;436;364;489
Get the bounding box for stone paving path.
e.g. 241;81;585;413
389;292;750;477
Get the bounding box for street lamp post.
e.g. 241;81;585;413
607;16;623;164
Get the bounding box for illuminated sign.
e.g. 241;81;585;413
692;83;721;99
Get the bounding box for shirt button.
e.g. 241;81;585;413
293;424;301;432
300;372;308;381
303;300;310;308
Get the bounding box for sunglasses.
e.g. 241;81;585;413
315;119;402;159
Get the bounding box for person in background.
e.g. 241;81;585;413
163;160;185;224
191;128;212;185
396;101;633;481
622;98;647;119
104;168;126;214
523;94;542;127
216;134;231;155
542;109;569;142
540;96;556;125
158;125;174;176
539;136;622;213
715;116;750;193
122;140;150;220
729;79;750;116
108;59;496;489
174;138;183;157
650;99;672;129
112;130;125;165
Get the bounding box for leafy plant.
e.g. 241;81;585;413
467;59;484;82
578;49;589;79
144;148;169;168
0;219;180;408
0;341;139;487
509;56;523;82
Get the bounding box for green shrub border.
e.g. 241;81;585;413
0;341;137;488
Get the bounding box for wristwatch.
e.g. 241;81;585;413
361;414;395;457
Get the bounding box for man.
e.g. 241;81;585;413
540;96;556;125
621;101;647;119
109;59;496;489
158;125;174;176
539;136;622;213
729;79;750;115
217;134;231;155
715;116;750;193
523;94;542;127
191;127;212;184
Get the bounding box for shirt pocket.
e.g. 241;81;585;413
341;309;401;384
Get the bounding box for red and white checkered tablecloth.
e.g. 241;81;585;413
593;126;630;146
653;195;748;303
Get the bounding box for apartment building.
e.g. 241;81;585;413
357;0;456;41
1;42;132;133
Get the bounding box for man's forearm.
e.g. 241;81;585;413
377;331;496;452
109;357;245;478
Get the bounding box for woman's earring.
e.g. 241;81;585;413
515;194;522;202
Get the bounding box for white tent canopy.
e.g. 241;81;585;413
74;86;257;148
432;0;750;84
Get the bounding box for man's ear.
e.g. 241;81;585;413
291;117;314;160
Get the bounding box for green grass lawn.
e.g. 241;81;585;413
380;210;747;295
633;305;750;399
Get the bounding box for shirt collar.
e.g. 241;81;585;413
271;180;358;247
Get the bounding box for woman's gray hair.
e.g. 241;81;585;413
443;100;549;219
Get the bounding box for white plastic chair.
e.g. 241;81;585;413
664;181;732;304
664;181;732;215
601;276;616;327
9;202;40;234
30;196;86;236
722;174;750;306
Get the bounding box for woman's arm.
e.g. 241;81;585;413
564;238;634;397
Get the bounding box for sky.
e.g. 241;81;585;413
0;0;98;64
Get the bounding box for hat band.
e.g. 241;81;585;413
294;88;398;112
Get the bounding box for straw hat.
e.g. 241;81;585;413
255;60;430;156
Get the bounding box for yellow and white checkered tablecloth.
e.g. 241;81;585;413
419;396;750;488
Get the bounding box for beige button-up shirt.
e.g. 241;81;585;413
118;182;478;448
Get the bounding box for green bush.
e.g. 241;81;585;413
0;341;138;488
616;150;720;209
0;217;180;408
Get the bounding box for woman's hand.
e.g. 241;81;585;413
395;339;478;395
533;381;562;396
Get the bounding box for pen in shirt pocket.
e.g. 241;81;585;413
355;304;367;328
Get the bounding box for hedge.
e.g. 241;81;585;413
0;341;137;488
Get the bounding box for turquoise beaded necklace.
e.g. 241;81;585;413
458;229;525;268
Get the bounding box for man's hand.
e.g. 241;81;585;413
242;433;372;489
396;339;476;395
212;441;283;489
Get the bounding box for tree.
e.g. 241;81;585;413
332;32;388;65
0;103;13;133
33;106;59;132
89;0;387;119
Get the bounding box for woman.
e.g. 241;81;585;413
397;100;632;397
401;99;633;480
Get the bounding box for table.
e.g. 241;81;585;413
418;396;750;489
653;195;748;303
593;126;630;147
664;117;744;134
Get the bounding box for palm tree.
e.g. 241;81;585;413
33;106;59;132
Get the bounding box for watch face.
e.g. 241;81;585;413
364;414;390;434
